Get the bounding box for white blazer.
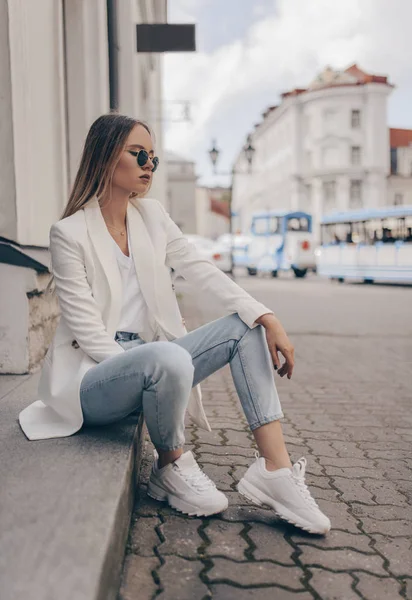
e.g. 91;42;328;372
18;197;272;441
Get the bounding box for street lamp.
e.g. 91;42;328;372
208;137;255;277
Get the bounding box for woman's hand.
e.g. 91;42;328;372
255;313;295;379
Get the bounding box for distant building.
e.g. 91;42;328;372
232;64;412;237
166;151;197;233
195;187;230;239
389;128;412;206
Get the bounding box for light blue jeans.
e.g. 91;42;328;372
80;313;284;450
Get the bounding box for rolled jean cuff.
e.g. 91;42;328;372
249;412;284;431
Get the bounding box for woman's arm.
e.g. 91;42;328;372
50;223;124;362
158;203;274;329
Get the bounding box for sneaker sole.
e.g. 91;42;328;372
147;479;228;517
237;478;330;535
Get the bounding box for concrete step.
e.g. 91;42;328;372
0;372;145;600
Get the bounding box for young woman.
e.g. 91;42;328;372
19;113;330;535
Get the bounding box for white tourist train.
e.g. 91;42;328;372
316;206;412;284
246;210;316;278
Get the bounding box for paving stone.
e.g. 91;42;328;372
224;429;255;447
219;506;279;527
351;504;411;521
206;521;248;560
201;463;236;491
372;535;412;576
210;584;314;599
354;573;404;599
199;453;251;467
331;477;376;504
303;440;339;458
323;466;382;479
295;529;372;553
331;441;369;459
207;420;249;431
134;488;162;517
306;474;336;490
300;547;387;575
196;444;254;458
360;518;412;537
119;555;159;600
308;568;358;600
158;515;203;558
128;516;161;556
192;428;225;445
248;523;295;564
315;500;361;534
309;487;340;502
224;490;256;506
208;558;305;589
363;479;412;512
157;556;209;600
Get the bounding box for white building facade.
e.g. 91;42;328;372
232;65;395;239
0;0;168;373
195;187;230;240
166;151;197;233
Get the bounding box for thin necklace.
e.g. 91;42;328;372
107;224;126;237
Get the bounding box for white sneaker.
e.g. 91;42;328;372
238;454;331;535
147;450;229;517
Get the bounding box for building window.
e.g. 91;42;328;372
351;109;361;128
350;180;363;207
390;148;398;174
323;180;336;212
351;146;361;166
394;193;403;206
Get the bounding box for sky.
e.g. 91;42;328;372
163;0;412;187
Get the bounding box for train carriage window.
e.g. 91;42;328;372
287;217;309;232
253;218;268;235
269;217;280;234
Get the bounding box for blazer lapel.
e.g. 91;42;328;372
83;197;123;336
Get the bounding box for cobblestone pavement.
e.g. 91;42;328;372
119;275;412;600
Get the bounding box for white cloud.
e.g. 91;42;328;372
163;0;412;184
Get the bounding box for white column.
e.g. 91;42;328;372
7;0;68;245
64;0;110;185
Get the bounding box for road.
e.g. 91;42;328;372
119;274;412;600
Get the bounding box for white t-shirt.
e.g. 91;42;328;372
111;216;149;333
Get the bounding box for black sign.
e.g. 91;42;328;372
136;24;196;53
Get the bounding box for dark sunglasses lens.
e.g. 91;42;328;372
152;157;159;172
137;150;149;167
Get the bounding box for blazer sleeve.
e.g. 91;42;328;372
49;223;125;362
158;203;274;329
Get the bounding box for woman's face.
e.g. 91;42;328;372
112;124;156;196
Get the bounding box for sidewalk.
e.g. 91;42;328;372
119;279;412;600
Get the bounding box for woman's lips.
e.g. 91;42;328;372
140;175;150;182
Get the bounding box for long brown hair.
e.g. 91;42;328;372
46;113;152;295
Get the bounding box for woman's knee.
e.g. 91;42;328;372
148;341;194;381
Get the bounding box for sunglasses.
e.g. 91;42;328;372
129;149;159;172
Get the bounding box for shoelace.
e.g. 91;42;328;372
174;463;216;492
291;457;319;508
